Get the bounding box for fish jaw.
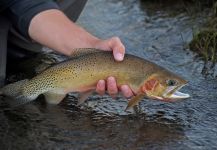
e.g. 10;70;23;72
161;84;190;102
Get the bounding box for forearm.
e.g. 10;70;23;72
29;9;100;56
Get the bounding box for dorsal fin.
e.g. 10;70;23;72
70;48;104;58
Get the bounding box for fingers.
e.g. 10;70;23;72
107;77;118;98
96;80;105;96
96;77;134;99
96;77;119;98
120;85;134;98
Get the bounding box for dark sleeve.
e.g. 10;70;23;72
5;0;59;38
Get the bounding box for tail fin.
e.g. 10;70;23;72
0;79;34;107
0;79;29;97
7;95;35;108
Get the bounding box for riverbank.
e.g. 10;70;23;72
188;1;217;76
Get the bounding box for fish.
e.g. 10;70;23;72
0;48;190;110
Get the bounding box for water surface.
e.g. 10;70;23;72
1;0;217;149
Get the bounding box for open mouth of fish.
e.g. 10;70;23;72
162;84;190;101
150;84;190;102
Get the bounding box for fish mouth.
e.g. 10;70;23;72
162;84;190;102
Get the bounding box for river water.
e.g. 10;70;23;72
1;0;217;149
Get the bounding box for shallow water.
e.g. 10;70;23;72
1;0;217;149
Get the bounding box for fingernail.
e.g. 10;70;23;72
108;76;115;81
115;52;124;61
98;80;104;84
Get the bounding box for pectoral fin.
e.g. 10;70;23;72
77;90;94;105
44;92;66;104
125;93;145;111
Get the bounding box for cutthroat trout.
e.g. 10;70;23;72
0;48;190;110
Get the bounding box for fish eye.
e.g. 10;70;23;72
166;79;177;86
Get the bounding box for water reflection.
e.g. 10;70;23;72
0;100;186;149
129;122;186;149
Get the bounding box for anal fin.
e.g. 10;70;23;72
77;90;94;105
44;92;66;104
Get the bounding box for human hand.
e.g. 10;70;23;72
93;37;134;98
94;37;125;61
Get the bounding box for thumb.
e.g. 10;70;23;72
113;47;125;61
108;37;125;61
94;37;125;61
